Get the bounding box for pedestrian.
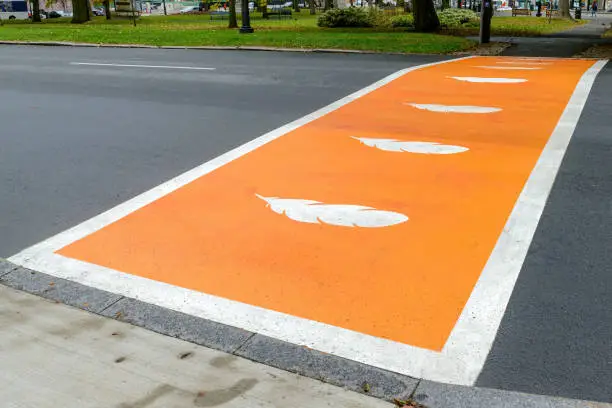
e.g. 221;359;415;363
592;0;597;16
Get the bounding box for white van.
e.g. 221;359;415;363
0;0;29;19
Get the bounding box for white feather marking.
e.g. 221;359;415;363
474;66;542;70
352;137;469;154
407;103;501;114
448;76;527;83
256;195;408;228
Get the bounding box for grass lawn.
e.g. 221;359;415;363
0;13;584;53
0;14;474;54
442;16;586;37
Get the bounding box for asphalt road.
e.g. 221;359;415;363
0;45;445;257
1;46;610;404
476;63;612;402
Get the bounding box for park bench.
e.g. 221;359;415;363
267;8;292;18
210;10;230;19
512;7;531;15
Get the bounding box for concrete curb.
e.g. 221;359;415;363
0;40;404;55
0;39;515;56
1;258;610;407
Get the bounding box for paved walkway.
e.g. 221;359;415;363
495;15;612;57
1;284;389;408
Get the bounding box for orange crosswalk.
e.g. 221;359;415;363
57;57;596;351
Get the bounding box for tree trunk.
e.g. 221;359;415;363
31;0;42;22
260;0;268;18
441;0;449;9
413;0;439;31
228;0;237;27
559;0;571;17
103;0;111;19
324;0;331;10
71;0;91;23
293;0;300;12
309;0;315;13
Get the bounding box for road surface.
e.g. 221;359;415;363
1;45;610;405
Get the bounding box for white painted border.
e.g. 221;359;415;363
9;57;608;386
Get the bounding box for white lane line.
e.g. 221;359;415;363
443;59;608;384
448;76;527;83
407;103;501;113
475;65;542;70
70;62;216;70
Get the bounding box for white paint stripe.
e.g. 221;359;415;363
448;76;527;83
70;62;216;70
475;65;542;70
443;58;608;383
407;103;501;113
9;56;607;387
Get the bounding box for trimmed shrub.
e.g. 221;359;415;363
367;8;393;28
437;8;479;27
317;7;372;28
390;13;414;27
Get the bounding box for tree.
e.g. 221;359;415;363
228;0;237;27
260;0;268;18
103;0;111;19
71;0;91;23
31;0;42;22
309;0;315;14
412;0;439;32
293;0;300;12
559;0;572;17
441;0;449;9
324;0;331;10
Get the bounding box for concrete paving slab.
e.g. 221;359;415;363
0;283;392;408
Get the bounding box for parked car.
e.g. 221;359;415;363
179;5;199;13
92;8;105;15
28;10;47;18
48;10;72;17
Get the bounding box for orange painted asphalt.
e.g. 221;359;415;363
58;57;596;351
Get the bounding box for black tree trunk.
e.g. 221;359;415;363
413;0;439;32
228;0;238;27
31;0;42;22
103;0;111;19
71;0;91;23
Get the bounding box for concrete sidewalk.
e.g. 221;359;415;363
0;284;389;408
